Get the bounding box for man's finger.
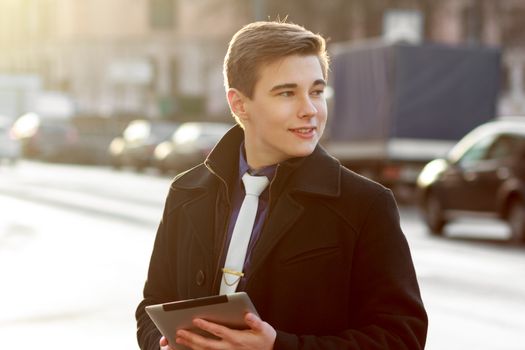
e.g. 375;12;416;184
159;335;172;350
193;318;228;339
176;328;223;349
245;312;264;332
160;336;168;346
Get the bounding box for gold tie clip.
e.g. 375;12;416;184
222;268;244;286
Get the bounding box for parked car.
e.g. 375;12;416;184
154;122;232;173
68;115;125;165
0;116;21;164
108;119;179;170
417;118;525;243
12;113;78;161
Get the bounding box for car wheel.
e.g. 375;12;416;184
424;192;446;235
507;198;525;244
156;159;170;175
111;157;122;169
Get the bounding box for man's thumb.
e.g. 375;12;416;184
160;336;169;346
245;312;263;331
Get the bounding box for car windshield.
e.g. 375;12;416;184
485;134;525;161
455;134;495;167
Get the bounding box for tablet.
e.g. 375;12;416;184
145;292;258;349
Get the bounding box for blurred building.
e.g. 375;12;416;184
1;0;525;120
423;0;525;116
265;0;525;116
0;0;250;121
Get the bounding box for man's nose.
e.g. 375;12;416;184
298;96;317;118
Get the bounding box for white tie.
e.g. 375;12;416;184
220;173;269;295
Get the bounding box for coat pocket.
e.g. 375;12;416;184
280;245;341;266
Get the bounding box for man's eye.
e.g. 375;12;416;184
278;91;294;97
311;89;324;96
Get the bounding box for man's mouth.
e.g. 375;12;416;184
289;127;317;139
289;127;316;134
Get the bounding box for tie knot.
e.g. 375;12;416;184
242;173;269;196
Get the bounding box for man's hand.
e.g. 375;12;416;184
170;312;276;350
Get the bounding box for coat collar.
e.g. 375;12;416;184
174;124;341;198
283;141;341;198
171;125;343;292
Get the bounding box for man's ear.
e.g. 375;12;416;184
227;88;249;121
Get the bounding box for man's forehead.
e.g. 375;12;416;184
256;55;324;87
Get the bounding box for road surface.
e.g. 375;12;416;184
0;161;524;349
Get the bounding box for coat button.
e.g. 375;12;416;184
196;270;205;286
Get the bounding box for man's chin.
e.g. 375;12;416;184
288;144;317;158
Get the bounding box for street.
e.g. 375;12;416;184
1;161;524;350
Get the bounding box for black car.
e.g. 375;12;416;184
417;118;525;243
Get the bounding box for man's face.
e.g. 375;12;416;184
239;54;327;169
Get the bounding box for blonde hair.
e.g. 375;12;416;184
223;21;329;99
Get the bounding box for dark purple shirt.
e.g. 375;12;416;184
221;143;277;290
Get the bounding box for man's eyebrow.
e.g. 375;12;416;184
270;83;297;92
269;79;326;92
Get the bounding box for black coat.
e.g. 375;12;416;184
136;126;428;350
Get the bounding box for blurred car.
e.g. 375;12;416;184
108;119;179;170
67;115;126;165
417;118;525;243
12;113;79;161
0;116;21;164
154;122;232;173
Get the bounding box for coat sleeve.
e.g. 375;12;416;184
135;190;176;350
274;189;428;350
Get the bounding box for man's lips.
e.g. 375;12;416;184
288;127;318;139
288;127;317;134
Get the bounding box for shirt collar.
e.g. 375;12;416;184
239;141;277;180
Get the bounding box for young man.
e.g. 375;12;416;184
136;21;428;350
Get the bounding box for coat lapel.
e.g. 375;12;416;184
173;166;221;258
248;193;304;278
183;190;216;257
245;146;342;281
